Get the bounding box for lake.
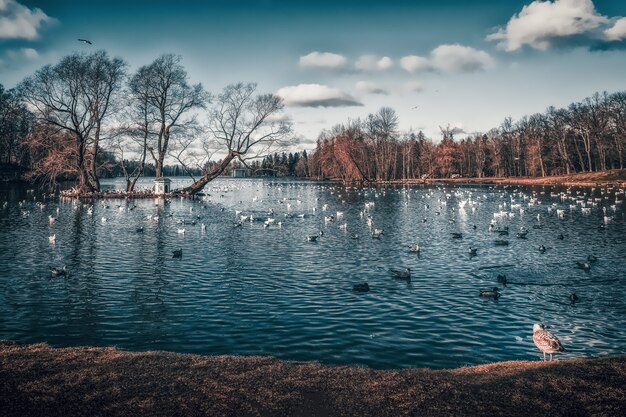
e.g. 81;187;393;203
0;177;625;369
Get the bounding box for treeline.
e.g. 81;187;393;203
247;151;309;177
0;51;289;194
304;91;626;182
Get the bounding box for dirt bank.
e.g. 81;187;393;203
1;342;625;417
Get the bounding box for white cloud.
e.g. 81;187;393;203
605;17;626;41
430;44;494;73
355;81;388;95
400;44;493;74
277;84;362;108
299;51;348;71
402;81;425;93
355;54;393;71
0;0;54;40
21;47;39;59
6;47;39;60
400;55;433;73
486;0;609;51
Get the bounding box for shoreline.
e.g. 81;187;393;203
1;341;625;416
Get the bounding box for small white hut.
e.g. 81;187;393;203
154;177;171;195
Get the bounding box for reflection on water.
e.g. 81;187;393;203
0;177;625;369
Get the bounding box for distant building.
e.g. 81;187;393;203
154;177;171;195
231;168;248;178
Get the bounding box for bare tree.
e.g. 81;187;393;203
18;51;126;192
180;83;291;194
132;54;208;179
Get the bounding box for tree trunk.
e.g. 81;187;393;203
179;152;238;194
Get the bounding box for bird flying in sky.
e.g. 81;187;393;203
77;39;92;45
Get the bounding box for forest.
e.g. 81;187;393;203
1;50;625;191
302;92;626;183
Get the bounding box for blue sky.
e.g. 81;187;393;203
1;0;626;148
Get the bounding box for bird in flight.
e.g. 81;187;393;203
78;39;92;45
411;105;419;109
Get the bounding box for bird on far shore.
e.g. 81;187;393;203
78;38;92;45
533;323;564;361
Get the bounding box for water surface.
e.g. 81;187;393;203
1;177;625;369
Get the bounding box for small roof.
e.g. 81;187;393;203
154;177;171;182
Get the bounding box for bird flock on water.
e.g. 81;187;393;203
4;180;624;362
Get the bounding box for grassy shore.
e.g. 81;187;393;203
1;342;625;417
424;169;626;187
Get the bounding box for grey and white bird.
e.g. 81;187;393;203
532;323;564;361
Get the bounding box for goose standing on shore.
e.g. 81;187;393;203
533;323;564;361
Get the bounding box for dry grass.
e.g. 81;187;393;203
427;169;626;187
1;342;625;417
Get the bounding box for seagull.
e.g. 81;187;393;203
533;323;564;361
48;234;56;244
78;39;92;45
409;244;420;253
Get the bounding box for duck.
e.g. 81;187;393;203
409;244;421;253
50;266;67;277
538;245;546;253
468;247;477;256
372;229;383;239
353;283;370;292
307;235;319;242
389;267;411;281
575;261;591;271
351;234;359;240
497;274;508;286
451;232;463;239
569;293;579;304
533;323;564;361
172;249;183;258
516;231;528;239
479;287;500;298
